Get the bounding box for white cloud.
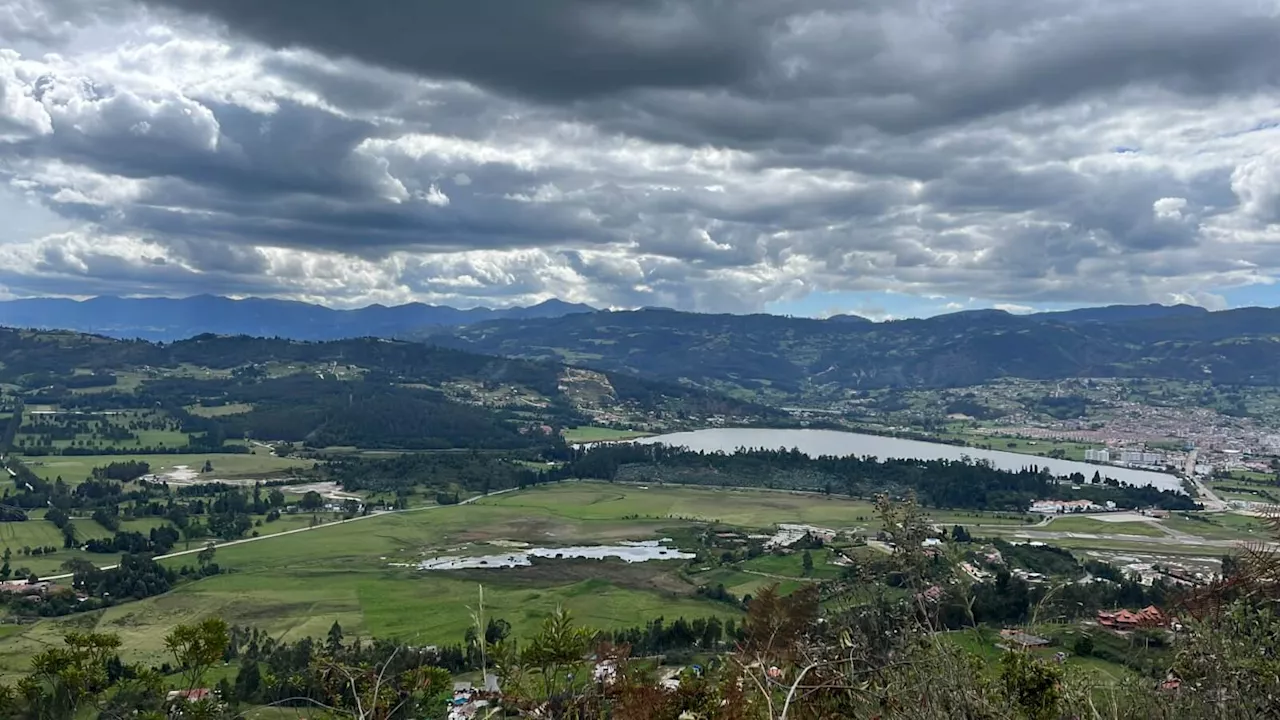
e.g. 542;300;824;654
994;303;1035;314
421;183;450;207
1231;149;1280;225
1167;290;1228;311
1152;197;1188;221
0;0;1277;312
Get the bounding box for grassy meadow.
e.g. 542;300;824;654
0;488;755;674
1039;516;1167;537
18;448;311;483
0;481;1262;677
562;426;655;443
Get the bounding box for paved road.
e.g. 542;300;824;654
45;487;517;581
1185;451;1228;512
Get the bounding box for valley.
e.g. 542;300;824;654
1;481;1255;684
0;317;1277;716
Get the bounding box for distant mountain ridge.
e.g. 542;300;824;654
5;295;1279;399
1033;303;1210;324
0;295;595;342
421;303;1280;399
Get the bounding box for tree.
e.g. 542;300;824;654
485;618;512;645
201;460;214;473
311;651;451;719
60;557;97;578
196;542;216;573
327;621;345;654
233;660;262;704
802;550;814;577
952;524;972;543
499;605;594;701
1071;633;1094;657
300;491;324;511
9;631;123;718
165;617;230;694
1221;553;1239;578
1000;651;1064;720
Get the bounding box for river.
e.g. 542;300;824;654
633;428;1183;492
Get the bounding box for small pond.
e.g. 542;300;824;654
406;540;694;570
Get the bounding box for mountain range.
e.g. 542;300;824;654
423;304;1280;400
2;295;1277;401
0;295;594;342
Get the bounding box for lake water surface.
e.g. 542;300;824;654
634;428;1183;492
408;541;695;570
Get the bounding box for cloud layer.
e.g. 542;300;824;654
1;0;1279;312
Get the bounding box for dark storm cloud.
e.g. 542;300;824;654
581;1;1280;147
138;0;769;101
11;94;388;199
3;84;616;255
4;0;1280;311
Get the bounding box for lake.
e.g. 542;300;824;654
633;428;1183;492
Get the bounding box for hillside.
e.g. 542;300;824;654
424;306;1280;401
0;328;776;454
0;295;594;342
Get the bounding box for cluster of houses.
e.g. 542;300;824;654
1096;605;1172;631
1028;499;1116;514
0;579;53;596
448;675;501;720
765;524;837;549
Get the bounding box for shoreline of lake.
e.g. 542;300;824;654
629;427;1184;492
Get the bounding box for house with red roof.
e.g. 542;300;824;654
1097;605;1167;631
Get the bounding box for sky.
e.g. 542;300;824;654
1;0;1279;318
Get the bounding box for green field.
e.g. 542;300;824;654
185;403;255;418
1;482;890;668
0;513;125;577
931;428;1100;463
1208;480;1279;504
1225;469;1277;483
740;550;843;580
15;409;191;453
18;449;311;482
485;483;1032;530
1041;517;1166;537
484;483;890;528
562;426;655;443
1163;512;1269;541
687;566;805;598
0;481;1216;676
0;490;746;673
942;629;1139;685
0;565;736;677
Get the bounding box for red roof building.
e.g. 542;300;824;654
166;688;212;703
1097;605;1167;631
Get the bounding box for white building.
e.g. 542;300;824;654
1085;449;1110;463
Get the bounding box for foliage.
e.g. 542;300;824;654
166;617;231;694
999;650;1064;720
560;442;1197;512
